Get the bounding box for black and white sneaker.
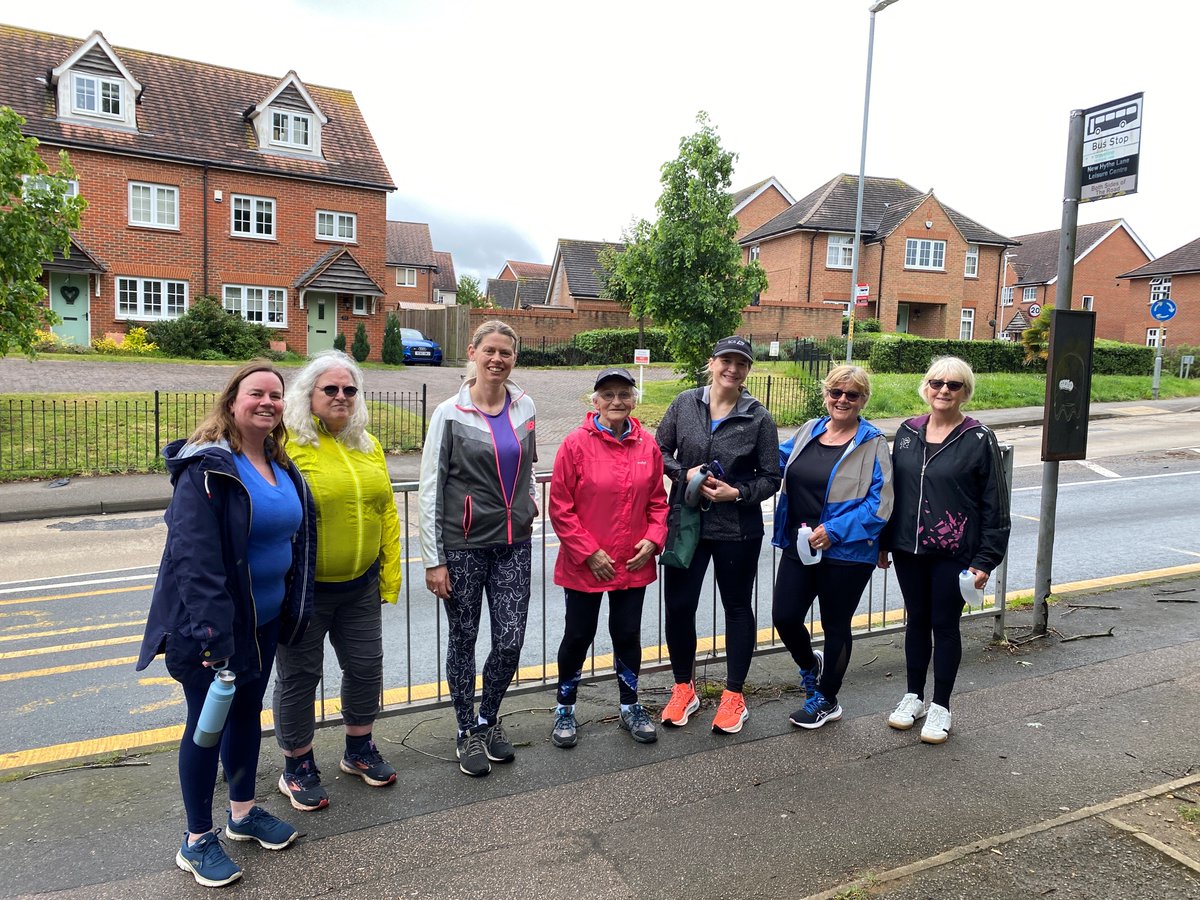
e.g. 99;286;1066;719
482;719;515;763
456;728;491;777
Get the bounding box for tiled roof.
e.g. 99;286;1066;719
433;251;457;292
487;279;518;310
0;24;394;190
741;174;1015;247
47;237;106;275
502;260;551;279
1120;235;1200;279
294;247;384;295
730;176;793;213
1008;220;1124;285
1005;310;1031;331
558;239;624;299
385;222;436;268
515;276;550;307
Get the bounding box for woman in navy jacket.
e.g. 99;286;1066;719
772;365;892;730
138;361;315;889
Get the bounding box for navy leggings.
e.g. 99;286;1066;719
556;587;646;707
772;554;874;705
176;618;279;834
891;551;967;708
443;542;532;733
663;536;762;693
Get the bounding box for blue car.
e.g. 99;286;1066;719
400;328;443;366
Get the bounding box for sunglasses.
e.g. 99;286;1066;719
827;388;863;402
927;379;964;392
318;385;359;398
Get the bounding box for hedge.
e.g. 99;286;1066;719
868;335;1159;375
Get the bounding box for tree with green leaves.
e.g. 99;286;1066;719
351;321;371;362
1021;305;1053;364
0;107;87;356
603;112;766;383
381;312;403;364
457;274;489;309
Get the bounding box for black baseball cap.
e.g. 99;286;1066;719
593;367;637;389
712;336;753;361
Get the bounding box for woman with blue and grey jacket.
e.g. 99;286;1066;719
771;365;892;730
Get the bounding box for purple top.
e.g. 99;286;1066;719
483;393;521;505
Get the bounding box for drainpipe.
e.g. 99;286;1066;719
876;239;886;322
805;232;817;302
202;165;209;297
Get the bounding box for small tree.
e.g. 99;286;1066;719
381;313;403;365
333;332;347;352
1021;306;1053;364
458;274;489;309
0;107;87;356
603;112;766;383
351;322;370;362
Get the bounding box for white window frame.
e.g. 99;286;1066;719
116;276;187;320
1081;295;1094;311
1023;286;1038;303
749;244;760;262
231;195;275;239
1001;286;1014;306
904;238;946;271
72;72;122;119
270;110;313;150
352;295;369;315
128;182;179;230
395;267;417;287
1150;277;1172;302
223;284;287;327
22;174;80;198
959;308;975;341
827;234;855;269
964;244;979;278
1146;327;1163;348
316;210;356;243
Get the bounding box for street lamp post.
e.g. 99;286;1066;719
846;0;901;363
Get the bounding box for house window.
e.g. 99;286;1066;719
904;238;946;270
964;244;979;278
1150;277;1172;302
271;110;312;150
232;195;275;239
1081;295;1094;311
827;234;855;268
959;308;975;341
1023;286;1038;302
72;72;122;118
1146;328;1163;348
117;277;187;320
352;295;369;315
1001;287;1014;306
23;174;80;198
129;182;178;229
224;285;286;326
395;267;417;287
317;211;356;242
749;245;760;262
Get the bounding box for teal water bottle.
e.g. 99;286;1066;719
194;668;236;748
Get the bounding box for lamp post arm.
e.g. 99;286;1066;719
847;9;878;363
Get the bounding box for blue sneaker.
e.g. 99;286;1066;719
789;690;843;730
224;806;298;850
799;649;825;700
176;831;242;888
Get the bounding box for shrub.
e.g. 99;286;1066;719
869;336;1026;373
146;296;272;359
31;330;91;354
381;314;403;365
351;322;370;362
1092;340;1154;375
333;332;347;352
570;327;671;365
1163;343;1200;378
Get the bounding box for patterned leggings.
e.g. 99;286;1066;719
443;542;532;732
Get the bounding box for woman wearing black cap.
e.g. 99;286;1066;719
656;337;781;734
547;368;668;748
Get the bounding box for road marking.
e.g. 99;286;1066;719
1165;546;1200;559
1014;514;1040;522
1013;469;1200;492
0;585;151;607
0;655;138;683
0;574;158;596
1076;459;1120;478
0;619;145;643
0;633;141;661
1112;406;1163;416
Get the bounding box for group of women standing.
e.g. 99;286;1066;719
137;322;1009;890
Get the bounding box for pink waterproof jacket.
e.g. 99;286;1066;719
549;413;669;592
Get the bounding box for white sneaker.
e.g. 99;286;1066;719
887;693;927;730
920;703;952;744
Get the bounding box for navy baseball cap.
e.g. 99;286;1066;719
593;368;637;389
712;336;753;361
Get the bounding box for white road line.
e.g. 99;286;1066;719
0;573;159;596
1165;547;1200;559
1013;469;1200;492
1076;459;1121;479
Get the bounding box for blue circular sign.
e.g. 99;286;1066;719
1150;299;1177;321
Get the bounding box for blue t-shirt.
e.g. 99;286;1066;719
482;393;521;505
233;453;302;623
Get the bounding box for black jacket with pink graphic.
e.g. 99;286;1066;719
882;414;1010;573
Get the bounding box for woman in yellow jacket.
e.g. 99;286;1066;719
273;350;401;811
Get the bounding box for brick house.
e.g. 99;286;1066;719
731;176;794;241
1119;236;1200;348
433;251;457;305
384;221;437;307
998;219;1152;343
496;260;551;281
739;174;1018;340
2;25;396;357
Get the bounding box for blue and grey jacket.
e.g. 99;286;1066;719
771;416;893;565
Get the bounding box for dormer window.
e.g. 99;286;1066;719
271;110;312;150
51;32;142;131
249;71;327;158
73;72;122;118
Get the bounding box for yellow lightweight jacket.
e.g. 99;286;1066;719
287;421;401;603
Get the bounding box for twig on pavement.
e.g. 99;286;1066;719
1060;627;1116;642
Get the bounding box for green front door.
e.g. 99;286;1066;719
49;273;90;346
306;293;336;355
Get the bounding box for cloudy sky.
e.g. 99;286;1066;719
7;1;1192;283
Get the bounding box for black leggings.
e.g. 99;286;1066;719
892;551;967;708
772;554;874;705
663;536;762;693
555;587;646;706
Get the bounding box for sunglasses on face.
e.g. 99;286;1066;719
927;379;964;392
827;388;863;402
318;385;358;398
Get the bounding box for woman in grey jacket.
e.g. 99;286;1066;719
655;337;781;734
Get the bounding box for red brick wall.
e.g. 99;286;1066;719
736;186;793;241
1125;272;1199;347
384;267;434;307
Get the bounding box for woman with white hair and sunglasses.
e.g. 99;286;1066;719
878;356;1010;745
273;350;401;811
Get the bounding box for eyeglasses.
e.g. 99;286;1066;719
827;388;863;402
318;385;358;398
598;390;635;402
927;379;964;392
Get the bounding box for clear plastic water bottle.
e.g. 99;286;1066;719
796;523;822;566
194;668;236;748
959;569;984;605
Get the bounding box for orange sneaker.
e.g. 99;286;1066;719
711;690;748;734
661;681;700;727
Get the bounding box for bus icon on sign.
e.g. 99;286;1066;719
1088;104;1138;135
